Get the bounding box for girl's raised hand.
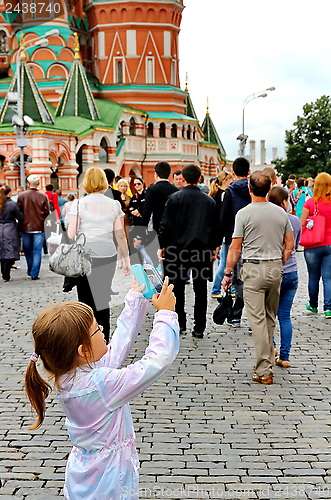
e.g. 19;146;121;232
152;277;176;311
132;275;145;293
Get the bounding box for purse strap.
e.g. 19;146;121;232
75;200;80;239
314;202;320;216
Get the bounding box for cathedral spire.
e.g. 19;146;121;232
184;72;198;120
55;33;99;120
0;55;54;125
201;103;226;159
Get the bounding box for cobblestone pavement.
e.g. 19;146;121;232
1;252;331;499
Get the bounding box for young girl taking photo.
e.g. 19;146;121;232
25;277;179;500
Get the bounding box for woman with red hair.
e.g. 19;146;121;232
301;172;331;319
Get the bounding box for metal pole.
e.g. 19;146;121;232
19;141;25;188
242;106;245;157
16;49;26;188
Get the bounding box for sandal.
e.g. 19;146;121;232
275;357;290;368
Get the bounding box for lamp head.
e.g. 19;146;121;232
267;86;276;91
259;93;268;98
24;115;34;126
45;29;60;37
34;39;49;47
12;114;24;127
7;92;18;104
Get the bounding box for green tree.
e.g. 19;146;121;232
271;157;286;173
279;95;331;181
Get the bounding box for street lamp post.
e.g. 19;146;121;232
237;87;275;157
10;30;59;188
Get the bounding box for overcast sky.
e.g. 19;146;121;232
179;0;331;163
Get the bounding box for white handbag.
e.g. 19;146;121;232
49;201;92;278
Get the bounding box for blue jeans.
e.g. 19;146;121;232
211;242;229;294
275;271;298;361
22;232;44;278
304;245;331;311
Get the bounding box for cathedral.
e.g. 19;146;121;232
0;0;227;193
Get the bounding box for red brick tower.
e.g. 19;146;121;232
86;0;185;113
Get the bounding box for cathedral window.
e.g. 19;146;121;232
129;118;136;136
99;138;108;163
171;60;176;85
0;31;7;53
171;124;177;138
159;123;166;138
187;125;191;140
116;122;124;146
114;58;124;83
98;32;105;58
163;31;171;57
146;57;154;84
117;60;123;83
126;30;137;57
147;122;154;138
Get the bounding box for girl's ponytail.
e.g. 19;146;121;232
25;301;95;430
25;360;51;430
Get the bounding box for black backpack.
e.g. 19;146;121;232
49;193;54;212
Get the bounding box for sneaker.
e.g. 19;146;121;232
227;319;241;328
306;302;318;314
325;311;331;319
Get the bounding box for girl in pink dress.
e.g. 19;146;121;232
25;277;179;499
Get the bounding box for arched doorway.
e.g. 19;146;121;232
99;138;108;163
76;146;83;186
13;154;30;186
50;171;59;190
128;164;141;193
0;155;6;182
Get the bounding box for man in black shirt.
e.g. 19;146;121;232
159;164;220;338
104;168;125;210
140;162;178;233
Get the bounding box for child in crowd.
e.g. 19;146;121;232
62;193;75;228
25;277;179;500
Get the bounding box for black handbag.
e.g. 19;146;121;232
213;290;233;325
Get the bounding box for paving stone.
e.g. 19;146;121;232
1;253;330;495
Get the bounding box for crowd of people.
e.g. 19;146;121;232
1;160;330;499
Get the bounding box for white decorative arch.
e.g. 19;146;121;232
130;164;141;176
46;63;69;79
59;47;75;60
27;62;45;78
0;150;10;163
31;47;57;61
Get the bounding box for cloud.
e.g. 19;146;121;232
179;0;331;162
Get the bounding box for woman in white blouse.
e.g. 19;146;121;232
68;167;130;342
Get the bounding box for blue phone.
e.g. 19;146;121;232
131;264;163;299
